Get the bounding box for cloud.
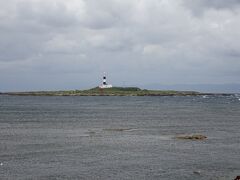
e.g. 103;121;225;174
183;0;240;15
0;0;240;91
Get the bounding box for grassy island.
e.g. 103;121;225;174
2;87;204;96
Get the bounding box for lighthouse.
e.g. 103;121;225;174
99;72;113;89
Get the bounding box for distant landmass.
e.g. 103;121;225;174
141;84;240;93
0;87;233;96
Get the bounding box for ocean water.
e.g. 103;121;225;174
0;95;240;180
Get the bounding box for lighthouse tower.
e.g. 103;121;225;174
99;72;113;89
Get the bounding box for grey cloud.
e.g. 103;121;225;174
183;0;240;15
16;1;79;28
0;0;240;91
188;0;240;9
81;0;134;29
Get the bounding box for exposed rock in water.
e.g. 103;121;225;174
175;134;207;140
193;170;201;175
103;128;132;132
234;176;240;180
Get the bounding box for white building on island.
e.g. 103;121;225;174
99;72;112;89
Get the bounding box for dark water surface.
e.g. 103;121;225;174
0;95;240;180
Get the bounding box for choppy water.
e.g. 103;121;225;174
0;95;240;180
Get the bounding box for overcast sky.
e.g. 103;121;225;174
1;0;240;91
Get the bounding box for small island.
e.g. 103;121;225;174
0;87;230;96
1;74;232;96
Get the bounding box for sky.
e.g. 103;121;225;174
0;0;240;92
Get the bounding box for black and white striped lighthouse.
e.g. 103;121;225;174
103;74;107;85
99;72;112;89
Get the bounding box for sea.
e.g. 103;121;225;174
0;95;240;180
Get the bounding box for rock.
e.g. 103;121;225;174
193;170;201;175
234;176;240;180
176;134;207;140
103;128;132;132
